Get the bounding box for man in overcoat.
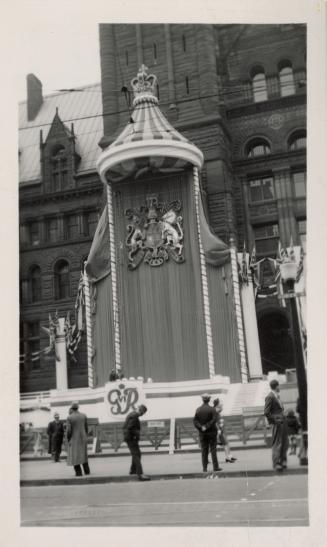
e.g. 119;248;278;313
123;404;150;481
264;379;289;471
66;402;90;477
193;393;221;472
47;412;64;462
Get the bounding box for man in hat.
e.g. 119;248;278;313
47;412;64;462
264;379;289;471
123;404;150;481
66;402;90;477
193;394;221;472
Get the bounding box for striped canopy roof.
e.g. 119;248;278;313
97;65;203;183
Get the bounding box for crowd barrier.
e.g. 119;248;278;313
20;409;271;457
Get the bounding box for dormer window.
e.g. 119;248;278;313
51;145;68;191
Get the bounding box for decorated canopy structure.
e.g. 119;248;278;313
85;66;246;387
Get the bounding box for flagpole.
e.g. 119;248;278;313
83;265;94;388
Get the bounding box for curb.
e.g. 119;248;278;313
20;467;307;487
20;444;268;462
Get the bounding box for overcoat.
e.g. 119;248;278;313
66;410;88;466
47;420;64;454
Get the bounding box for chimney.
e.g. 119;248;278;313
27;74;43;121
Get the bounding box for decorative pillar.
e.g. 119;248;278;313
106;183;121;371
238;252;262;380
193;166;215;379
83;267;94;388
54;317;68;390
230;240;248;383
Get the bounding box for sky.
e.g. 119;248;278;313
16;21;101;102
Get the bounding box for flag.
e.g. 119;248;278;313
249;245;256;270
198;192;230;266
85;206;111;283
75;273;85;331
296;247;304;282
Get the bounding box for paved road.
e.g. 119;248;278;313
21;474;308;527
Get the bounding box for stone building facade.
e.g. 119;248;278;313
19;76;104;392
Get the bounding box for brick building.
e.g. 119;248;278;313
19;24;306;393
19;76;104;392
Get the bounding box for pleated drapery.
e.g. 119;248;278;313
114;171;208;382
88;171;242;385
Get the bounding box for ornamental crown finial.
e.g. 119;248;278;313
131;65;158;102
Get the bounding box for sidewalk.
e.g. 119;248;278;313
20;447;307;486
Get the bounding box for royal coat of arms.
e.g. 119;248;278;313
125;196;185;270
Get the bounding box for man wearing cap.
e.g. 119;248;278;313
193;394;221;472
47;412;64;462
264;379;289;472
66;402;90;477
123;404;150;481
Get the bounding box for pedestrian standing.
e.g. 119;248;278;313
123;404;150;481
47;412;64;462
264;380;289;472
212;398;237;463
66;402;90;477
193;394;222;472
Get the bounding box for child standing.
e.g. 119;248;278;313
286;409;300;455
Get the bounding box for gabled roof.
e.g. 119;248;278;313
18;83;103;184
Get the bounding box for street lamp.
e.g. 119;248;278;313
279;258;308;466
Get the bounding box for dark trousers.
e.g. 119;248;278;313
271;421;289;468
200;432;219;471
74;462;90;476
126;438;143;476
52;444;62;462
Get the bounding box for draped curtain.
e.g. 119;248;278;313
114;171;208;382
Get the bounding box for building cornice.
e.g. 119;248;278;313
19;183;103;206
226;92;306;119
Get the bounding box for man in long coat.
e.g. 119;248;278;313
66;402;90;477
47;412;64;462
264;379;289;471
193;393;221;472
123;404;150;481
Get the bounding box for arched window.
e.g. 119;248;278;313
51;145;68;192
279;61;295;97
29;265;42;302
288;130;306;151
251;67;267;102
246;138;271;158
54;259;70;300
